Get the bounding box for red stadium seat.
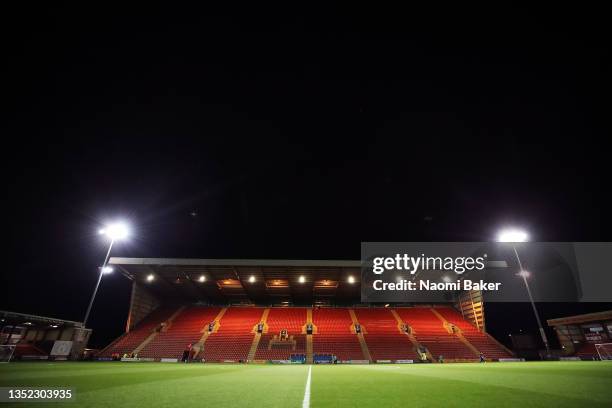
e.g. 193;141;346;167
139;306;221;359
312;308;364;361
354;308;419;361
102;305;511;362
100;306;178;358
394;307;477;360
202;307;264;362
255;308;307;360
434;306;511;360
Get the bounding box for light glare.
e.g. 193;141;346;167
102;266;114;274
100;222;130;240
497;228;529;243
517;270;530;278
348;276;355;284
299;275;306;283
146;274;154;282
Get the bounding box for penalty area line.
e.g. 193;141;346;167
302;365;312;408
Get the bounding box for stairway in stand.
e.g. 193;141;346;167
203;307;265;362
132;306;185;356
433;306;512;360
349;309;372;362
247;308;270;361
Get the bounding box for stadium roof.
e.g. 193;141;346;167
0;310;84;328
547;310;612;326
109;257;361;305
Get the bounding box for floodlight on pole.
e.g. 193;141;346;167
497;228;529;243
83;221;130;327
99;222;129;240
497;227;550;354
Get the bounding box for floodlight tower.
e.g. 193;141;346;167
497;228;550;353
83;222;130;327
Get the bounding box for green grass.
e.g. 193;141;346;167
1;361;611;407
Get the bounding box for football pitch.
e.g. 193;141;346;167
1;361;611;408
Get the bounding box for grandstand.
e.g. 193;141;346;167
98;258;514;362
0;311;90;361
547;310;612;360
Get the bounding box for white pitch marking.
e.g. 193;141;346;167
302;365;312;408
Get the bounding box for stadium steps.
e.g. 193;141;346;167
132;332;157;356
247;308;270;361
312;308;364;361
132;306;186;355
98;332;128;357
390;309;431;361
434;307;513;360
356;308;420;362
305;307;314;363
395;307;476;361
138;306;221;360
430;308;480;358
254;308;307;361
203;307;265;362
193;307;228;358
302;307;318;334
99;305;179;358
349;309;372;362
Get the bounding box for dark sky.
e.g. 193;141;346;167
2;4;611;348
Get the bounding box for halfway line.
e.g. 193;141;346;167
302;365;312;408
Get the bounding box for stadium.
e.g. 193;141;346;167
3;3;612;407
1;256;611;407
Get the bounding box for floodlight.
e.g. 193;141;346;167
348;276;355;284
146;274;155;282
249;275;256;283
100;222;130;240
198;275;206;282
299;275;306;283
497;228;529;243
102;266;114;274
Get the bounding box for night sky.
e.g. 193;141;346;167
3;4;611;348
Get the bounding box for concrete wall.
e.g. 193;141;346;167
126;281;161;332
